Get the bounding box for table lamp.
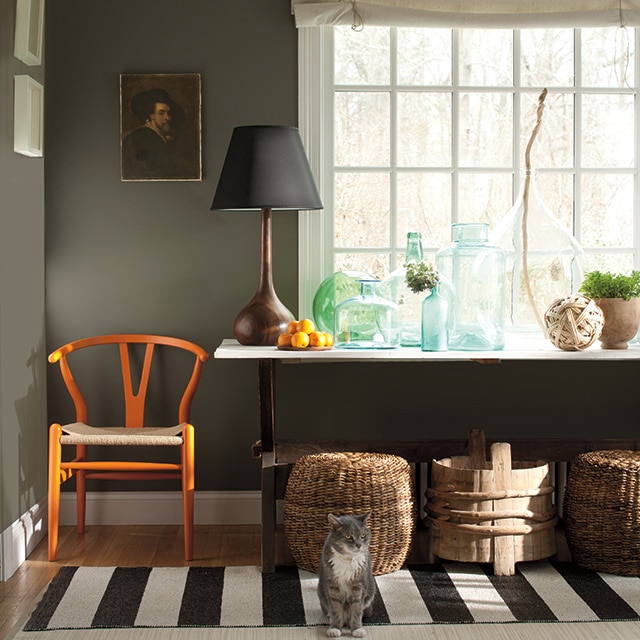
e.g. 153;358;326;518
211;125;323;346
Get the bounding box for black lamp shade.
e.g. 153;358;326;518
211;125;323;211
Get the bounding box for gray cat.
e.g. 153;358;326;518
317;512;376;637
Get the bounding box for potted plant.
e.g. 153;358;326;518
579;270;640;349
405;261;440;295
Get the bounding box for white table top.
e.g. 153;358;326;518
214;336;640;362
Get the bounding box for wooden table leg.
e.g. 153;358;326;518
258;359;276;572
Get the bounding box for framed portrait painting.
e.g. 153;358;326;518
120;73;202;182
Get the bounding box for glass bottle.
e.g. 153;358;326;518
377;232;424;347
334;279;400;349
312;270;375;334
490;168;586;334
436;223;506;351
421;284;448;351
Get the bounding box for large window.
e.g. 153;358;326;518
298;26;639;319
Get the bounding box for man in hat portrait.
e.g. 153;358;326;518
120;75;201;181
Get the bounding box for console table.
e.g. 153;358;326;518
214;337;640;571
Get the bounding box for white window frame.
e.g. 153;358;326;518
298;26;640;320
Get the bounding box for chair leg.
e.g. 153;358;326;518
76;445;87;534
182;424;195;561
48;424;63;561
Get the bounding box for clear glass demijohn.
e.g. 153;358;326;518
490;169;586;335
435;223;506;351
334;279;400;349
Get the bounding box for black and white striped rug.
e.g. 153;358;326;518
24;562;640;631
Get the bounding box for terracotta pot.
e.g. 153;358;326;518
595;297;640;349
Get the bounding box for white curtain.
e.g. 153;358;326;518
292;0;640;28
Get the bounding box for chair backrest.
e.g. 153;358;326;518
48;334;209;427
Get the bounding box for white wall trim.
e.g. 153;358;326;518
1;497;47;581
1;491;260;581
59;490;261;526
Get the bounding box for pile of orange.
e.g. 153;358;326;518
277;318;333;349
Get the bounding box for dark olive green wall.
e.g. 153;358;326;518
1;0;47;534
45;0;640;495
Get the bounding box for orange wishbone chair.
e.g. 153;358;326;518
47;334;209;561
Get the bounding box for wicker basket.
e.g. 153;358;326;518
284;452;416;575
564;450;640;576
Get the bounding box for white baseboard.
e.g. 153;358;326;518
1;497;47;581
0;491;260;581
59;490;262;526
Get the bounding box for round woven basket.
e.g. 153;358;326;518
564;450;640;576
544;294;604;351
284;452;416;575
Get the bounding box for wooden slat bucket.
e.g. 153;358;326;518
426;430;557;575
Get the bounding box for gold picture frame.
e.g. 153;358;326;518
14;0;44;66
120;73;202;182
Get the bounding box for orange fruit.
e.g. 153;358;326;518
323;331;334;347
309;331;327;347
290;331;310;349
286;320;299;335
296;318;316;334
277;333;292;347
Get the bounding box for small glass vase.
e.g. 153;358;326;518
377;232;424;347
334;279;400;349
312;270;374;334
421;284;448;352
490;168;586;334
436;223;506;351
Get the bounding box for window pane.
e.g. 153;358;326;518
335;92;390;166
521;29;574;87
335;253;389;280
398;28;451;86
396;172;451;247
459;29;512;87
520;92;574;168
334;172;390;248
459;173;513;229
335;26;390;85
537;172;575;232
581;173;634;248
582;94;635;168
585;253;634;273
582;28;635;88
459;92;513;167
398;92;451;167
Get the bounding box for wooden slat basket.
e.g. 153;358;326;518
426;429;557;575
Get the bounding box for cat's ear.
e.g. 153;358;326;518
327;513;342;529
357;511;371;524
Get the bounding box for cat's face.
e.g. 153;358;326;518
327;513;371;554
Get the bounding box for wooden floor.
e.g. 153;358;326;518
0;524;261;640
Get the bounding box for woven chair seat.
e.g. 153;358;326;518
564;450;640;576
284;452;416;575
59;422;186;446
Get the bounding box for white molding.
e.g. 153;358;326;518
1;497;47;581
59;491;261;526
298;26;333;320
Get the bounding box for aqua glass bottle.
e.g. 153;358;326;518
435;223;506;351
334;279;400;349
377;232;424;347
421;284;448;351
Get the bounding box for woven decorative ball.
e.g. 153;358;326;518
284;452;416;575
564;451;640;576
543;294;604;351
